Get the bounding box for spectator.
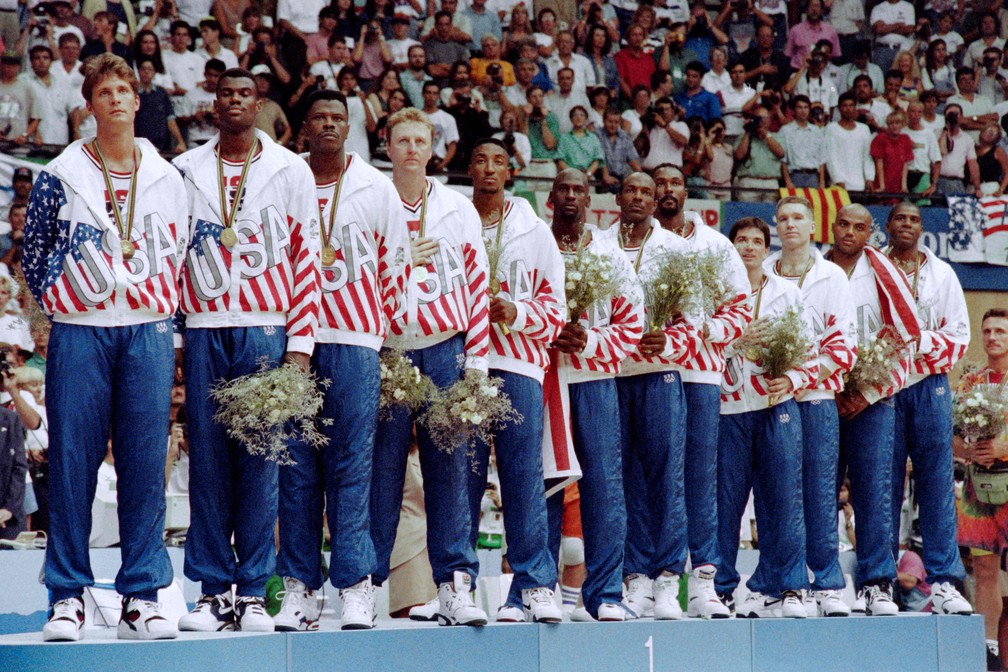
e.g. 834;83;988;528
21;45;73;147
491;108;530;174
81;0;138;42
521;85;559;178
178;57;223;148
139;0;180;41
387;15;419;70
641;96;689;171
440;62;484;110
937;103;981;195
352;19;393;89
162;20;205;114
839;40;884;94
370;86;409;165
368;67;402;118
544;30;594;92
504;4;535;60
171;0;212;30
545;67;591;134
831;0;866;63
134;56;186;152
237;27;291;86
51;33;84;92
732;103;783;201
615;23;657;101
779;95;825;188
857;70;905;133
893;50;924;100
0;168;32;222
516;38;552;92
621;83;651;139
308;35;352;91
420;80;459;172
0;0;16;51
894;550;932;612
14;3;72;59
684;4;729;70
586;85;610;131
651;68;675;102
632;4;668;52
196;17;238;69
948;66;997;142
80;11;131;63
931;12;964;62
304;6;337;65
825;92;876;191
784;0;840;69
556;105;604;174
975;46;1008;104
674;60;722;123
705;117;734;198
656;22;699;94
0;388;25;544
976;124;1008;194
133;29;176;93
964;11;1005;69
251;65;291;145
870;109;914;194
572;0;618;51
576;25;615;101
472;34;515;87
837;479;855;552
420;0;471;45
424;11;471;86
363;0;399;34
532;7;557;59
905;100;942;197
336;66;377;161
922;39;957;110
715;0;772;59
682;116;714;195
870;0;916;72
719;59;759;139
739;22;791;92
0;54;38;146
478;62;514;128
400;44;431;108
783;48;839;118
702;45;731;96
276;0;325;78
596;106;641;192
463;0;502;54
1;202;25;262
332;0;365;42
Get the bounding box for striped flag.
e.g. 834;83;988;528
778;187;851;244
541;348;580;498
863;246;922;345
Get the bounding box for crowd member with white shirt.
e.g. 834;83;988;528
22;45;75;146
765;197;857;618
883;202;973;617
51;32;84;91
162;20;206;115
545;67;591;135
905;100;942;197
544;30;595;92
701;46;731;96
719;60;758;140
825;92;876;191
641;97;689;171
870;0;916;72
964;12;1005;69
420;80;458;173
717;215;816;619
195;18;238;70
830;0;866;63
825;204;920;617
177;58;222;148
778;96;826;189
937;102;981;195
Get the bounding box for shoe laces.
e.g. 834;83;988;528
236;596;267;616
525;587;553;607
51;597;82;620
126;598;161;614
865;583;893;603
194;594;226;612
625;574;651;600
341;585;371;613
781;590;802;603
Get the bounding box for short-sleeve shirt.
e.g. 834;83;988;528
557;130;605;171
870;132;914;191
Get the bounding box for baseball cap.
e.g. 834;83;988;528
12;167;32;184
250;64;272;77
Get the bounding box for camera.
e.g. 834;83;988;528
765;91;781;107
456;93;470;107
503;131;515;148
810;106;824;123
529;107;544;122
743;116;762;134
946;110;959;126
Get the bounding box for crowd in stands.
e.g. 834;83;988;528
5;0;1008;199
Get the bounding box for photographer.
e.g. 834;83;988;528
492;109;530;175
640;97;689;171
783;48;839;118
732;104;784;202
976;46;1008;105
477;62;515;129
738;23;791;92
713;0;773;60
520;85;559;178
239;26;291;85
683;4;729;70
937;103;982;196
352;19;393;90
140;0;179;40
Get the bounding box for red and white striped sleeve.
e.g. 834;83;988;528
583;286;645;368
284;162;322;354
462;235;491;372
511;242;565;345
375;179;410;327
914;266;969;376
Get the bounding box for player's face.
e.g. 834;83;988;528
831;210;873;257
389;121;433;173
775;203;814;252
616;174;656;226
469;143;510;194
653;166;687;217
86;74;139;127
548;172;589;222
886;204;923;249
305;99;350;155
215;75;261;131
982;316;1008;360
733;226;769;272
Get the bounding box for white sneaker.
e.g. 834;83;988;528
178;593;236;632
780;590;807;619
522;586;562;623
437;572;487;626
235;596;275;631
496;604;525;622
687;565;730;619
43;597;85;642
737;592;781;618
863;582;899;616
408;596;440;622
851;593;866;614
803;590;817;617
274;577;321;632
597;603;626;621
569;606;594;622
653;573;683;620
118;597;178;640
339;578;376;630
814;589;851;617
931;582;973;615
622;573;654;619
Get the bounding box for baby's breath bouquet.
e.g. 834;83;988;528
732;306;814;404
211;360;330;464
421;370;522;451
564;236;622;321
694;249;737;317
845;330;905;395
13;268;49;334
641;250;700;331
954;383;1008;442
379;349;437;417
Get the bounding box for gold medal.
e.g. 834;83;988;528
321;245;337;266
414;266;429;282
219;227;238;248
318;156;350;272
92;141;139;263
120;239;136;260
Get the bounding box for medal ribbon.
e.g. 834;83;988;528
417;181;429;238
217;138;258;233
318;155;350;251
775;255;813;288
92;141;138;244
618;226;653;272
752;275;766;318
886;246;921;299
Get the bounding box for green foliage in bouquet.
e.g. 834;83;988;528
563;235;622;322
421;370;522;452
845;330;905;395
954;383;1008;442
642;249;700;331
379;349;438;418
694;249;737;317
733;306;814;379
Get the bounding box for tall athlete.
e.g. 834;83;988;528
174;68;321;632
613;172;697;620
826;203;920;616
25;54;187;642
274;90;410;631
464;138;565;624
884;201;972;615
765;196;857;617
548;168;643;622
649;163;749;618
371;108;490;627
718;216;816;619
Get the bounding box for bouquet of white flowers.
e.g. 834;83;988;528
845;330;906;395
693;249;737;318
211;361;330;464
641;250;700;331
421;370;522;451
563;236;622;322
731;306;814;404
954;383;1008;442
379;350;437;418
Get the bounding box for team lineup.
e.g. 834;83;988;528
24;53;974;642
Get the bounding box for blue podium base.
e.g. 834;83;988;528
0;614;984;672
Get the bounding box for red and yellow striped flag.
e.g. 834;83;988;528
777;186;852;244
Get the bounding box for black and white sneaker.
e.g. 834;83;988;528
43;596;85;642
118;597;178;640
717;592;736;616
737;592;781;618
863;581;899;616
178;593;236;632
235;596;275;632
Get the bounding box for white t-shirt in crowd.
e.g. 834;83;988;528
427;108;460;160
642;120;689;171
870;1;915;50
